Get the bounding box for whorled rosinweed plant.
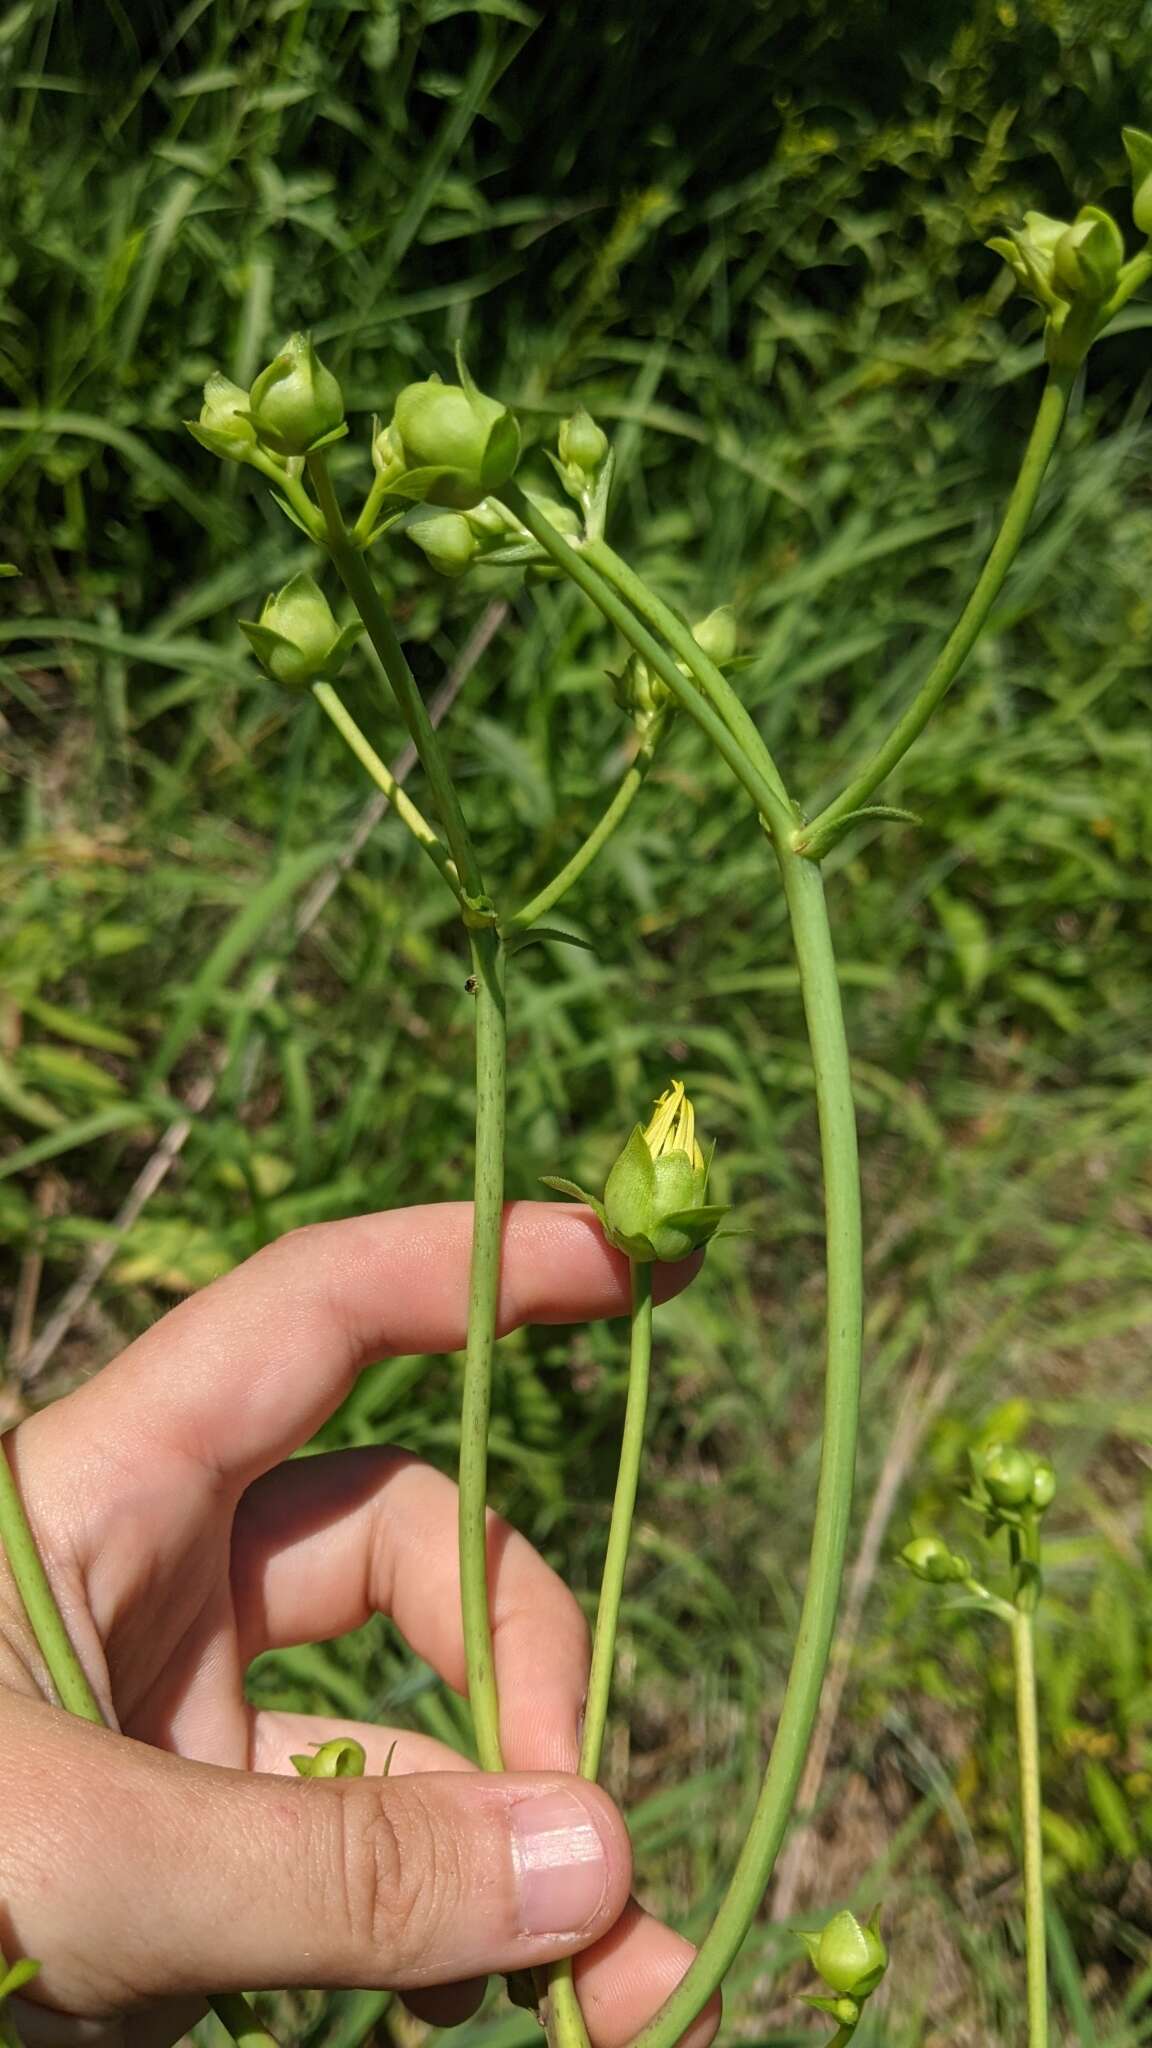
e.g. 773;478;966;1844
3;131;1152;2048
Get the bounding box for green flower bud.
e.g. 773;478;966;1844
390;366;521;510
248;332;345;456
979;1443;1036;1510
900;1535;969;1584
199;372;256;449
558;408;610;477
691;606;738;665
612;653;671;725
464;498;512;540
1030;1456;1056;1511
988;211;1070;312
372;418;408;487
801;1910;887;1999
407;511;480;578
1123;127;1152;238
290;1737;367;1779
238;573;361;689
522;488;581;539
602;1080;727;1263
1053;206;1125;302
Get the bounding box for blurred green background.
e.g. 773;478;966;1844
3;1;1152;2042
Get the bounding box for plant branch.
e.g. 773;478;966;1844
796;369;1074;859
311;682;462;901
1012;1608;1049;2048
306;451;486;901
507;734;662;931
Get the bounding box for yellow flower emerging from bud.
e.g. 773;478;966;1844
543;1080;728;1264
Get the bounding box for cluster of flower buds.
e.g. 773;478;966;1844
800;1910;887;2033
988;128;1152;368
969;1441;1056;1521
899;1534;971;1585
543;1079;728;1264
612;605;738;736
188;334;346;471
238;573;361;691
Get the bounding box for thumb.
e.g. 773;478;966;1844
1;1700;631;2012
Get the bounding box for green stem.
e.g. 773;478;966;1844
0;1437;103;1722
508;736;660;931
306;452;486;901
493;487;794;844
458;923;508;1774
623;851;863;2048
1011;1608;1049;2048
548;1261;654;2048
797;369;1073;859
311;682;462;901
581;534;792;817
0;1440;278;2047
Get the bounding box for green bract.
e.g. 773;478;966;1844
238;573;362;690
290;1737;366;1779
544;1080;728;1263
1123;127;1152;237
385;359;521;510
248;333;345;457
1053;206;1125;301
801;1910;888;1999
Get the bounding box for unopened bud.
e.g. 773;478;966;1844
1053;206;1125;301
558;408;610;477
407;511;480;578
1030;1456;1056;1511
900;1535;969;1584
691;605;738;665
390;363;520;510
801;1910;887;1999
1123;128;1152;238
978;1443;1036;1510
371;418;408;487
248;333;344;456
238;573;361;689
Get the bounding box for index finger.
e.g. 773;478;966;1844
46;1203;698;1489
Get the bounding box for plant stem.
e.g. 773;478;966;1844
0;1440;278;2047
1011;1607;1049;2048
306;451;486;901
507;736;660;931
458;922;508;1773
580;535;792;817
311;683;462;901
796;369;1073;859
0;1437;103;1722
547;1261;654;2048
493;487;794;844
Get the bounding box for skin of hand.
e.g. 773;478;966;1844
0;1203;722;2048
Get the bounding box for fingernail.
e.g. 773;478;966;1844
511;1790;610;1937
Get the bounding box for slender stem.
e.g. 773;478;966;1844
581;534;792;817
579;1259;654;1780
306;452;486;901
311;682;462;901
547;1262;654;2048
624;851;863;2048
458;924;508;1774
0;1437;103;1721
0;1439;278;2047
492;487;794;844
1011;1609;1049;2048
797;370;1073;859
508;738;660;931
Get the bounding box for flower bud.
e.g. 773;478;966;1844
290;1737;366;1779
691;605;738;665
406;511;480;578
801;1910;887;1999
987;211;1070;312
558;408;610;477
238;573;361;689
1123;128;1152;237
612;653;671;725
390;367;521;510
199;373;257;449
602;1080;726;1263
1030;1456;1056;1511
978;1443;1036;1510
900;1535;969;1584
1053;206;1125;302
248;333;345;456
371;418;408;487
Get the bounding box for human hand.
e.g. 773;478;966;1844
0;1204;721;2048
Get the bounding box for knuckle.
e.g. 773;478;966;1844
337;1785;457;1971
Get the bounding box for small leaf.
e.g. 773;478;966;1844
540;1175;605;1223
0;1958;39;2005
0;564;18;578
269;488;321;538
505;926;597;957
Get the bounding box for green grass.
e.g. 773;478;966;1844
4;3;1152;2044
